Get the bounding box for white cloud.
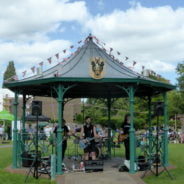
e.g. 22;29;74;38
1;1;184;86
0;0;89;83
85;3;184;75
0;0;89;41
0;39;71;80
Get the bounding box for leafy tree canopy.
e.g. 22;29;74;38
3;61;17;81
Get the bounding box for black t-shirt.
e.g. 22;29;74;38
122;123;130;135
63;125;69;136
83;124;94;138
54;125;69;143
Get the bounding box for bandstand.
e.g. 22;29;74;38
3;34;175;177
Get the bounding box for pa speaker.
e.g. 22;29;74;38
32;101;42;116
84;160;103;172
153;102;164;116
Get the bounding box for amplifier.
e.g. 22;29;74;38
84;160;103;172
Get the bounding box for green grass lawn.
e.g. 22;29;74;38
0;141;184;184
66;140;184;184
144;144;184;184
0;147;56;184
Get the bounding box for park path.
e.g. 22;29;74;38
56;157;146;184
56;170;145;184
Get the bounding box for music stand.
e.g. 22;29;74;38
25;101;51;182
142;102;173;180
25;109;40;182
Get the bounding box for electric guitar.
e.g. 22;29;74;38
79;137;96;149
118;133;128;142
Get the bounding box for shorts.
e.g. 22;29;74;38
84;141;96;153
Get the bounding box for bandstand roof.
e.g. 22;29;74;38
3;35;175;98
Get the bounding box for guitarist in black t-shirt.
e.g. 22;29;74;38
80;116;98;160
122;114;131;160
54;119;69;160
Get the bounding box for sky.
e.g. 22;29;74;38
1;0;184;88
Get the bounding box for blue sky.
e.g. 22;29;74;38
1;0;184;87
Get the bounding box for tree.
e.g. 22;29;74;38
77;97;149;129
167;90;184;117
176;61;184;91
3;61;17;81
76;69;178;129
166;61;184;117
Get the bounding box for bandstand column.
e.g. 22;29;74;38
128;86;136;173
163;92;169;166
22;93;26;150
107;97;112;158
57;84;64;174
148;96;153;159
12;90;19;168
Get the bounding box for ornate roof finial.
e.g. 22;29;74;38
88;33;92;40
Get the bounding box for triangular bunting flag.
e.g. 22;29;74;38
11;75;18;80
22;71;27;77
78;40;82;44
125;56;129;61
55;53;59;60
48;57;52;64
31;66;35;73
39;61;44;66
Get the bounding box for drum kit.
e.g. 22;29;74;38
94;137;109;160
70;135;109;161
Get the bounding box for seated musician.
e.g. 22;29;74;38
98;125;108;139
80;116;98;160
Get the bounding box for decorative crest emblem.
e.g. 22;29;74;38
89;57;105;79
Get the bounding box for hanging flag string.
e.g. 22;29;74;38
92;35;148;75
22;38;85;78
21;35;162;80
93;35;165;79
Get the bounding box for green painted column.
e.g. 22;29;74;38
51;154;56;180
107;98;111;158
129;86;136;173
22;94;26;152
57;84;64;174
17;133;21;167
163;92;169;166
148;96;153;159
12;90;19;168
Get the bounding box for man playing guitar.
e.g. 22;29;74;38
121;114;130;160
53;119;69;160
80;116;98;160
